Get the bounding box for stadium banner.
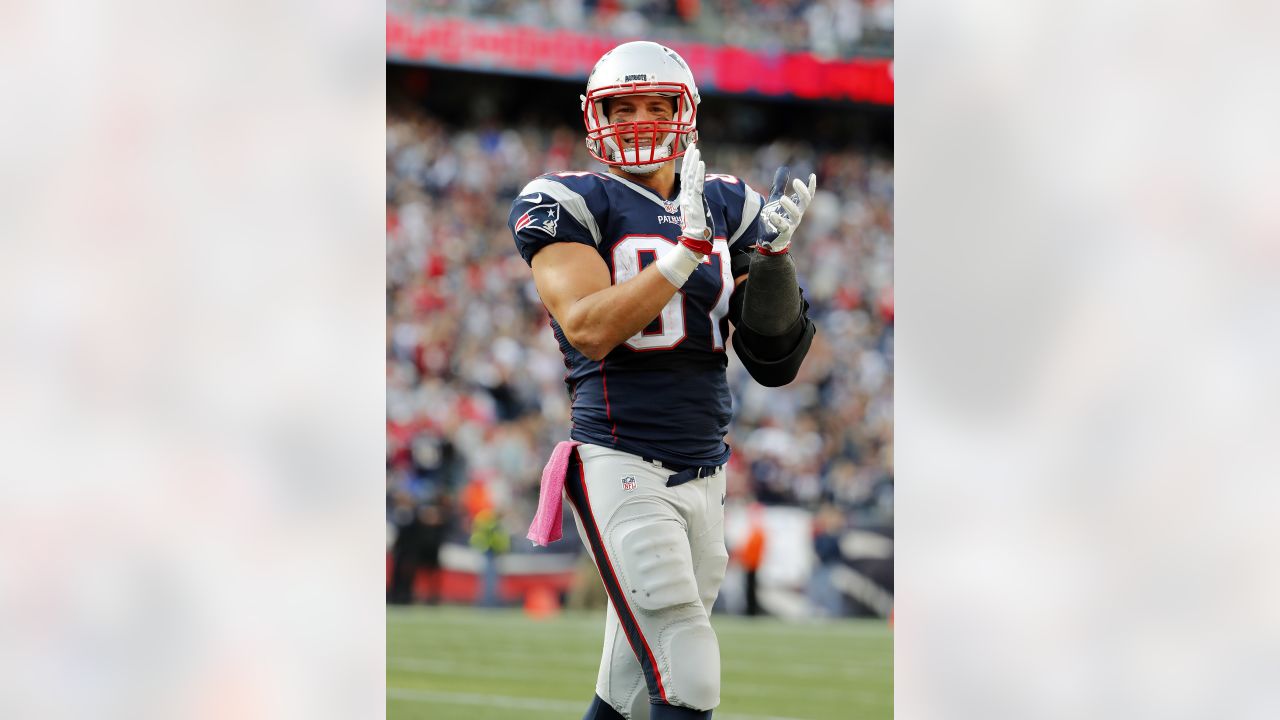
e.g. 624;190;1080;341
386;14;894;106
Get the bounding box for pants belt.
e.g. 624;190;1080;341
642;457;724;487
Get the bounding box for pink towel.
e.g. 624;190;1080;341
527;440;582;546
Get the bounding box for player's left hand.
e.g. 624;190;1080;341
759;167;817;255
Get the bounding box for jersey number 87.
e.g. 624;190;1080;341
611;235;733;352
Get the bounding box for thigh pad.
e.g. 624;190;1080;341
611;515;699;612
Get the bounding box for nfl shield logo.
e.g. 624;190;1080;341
663;199;679;214
621;475;637;492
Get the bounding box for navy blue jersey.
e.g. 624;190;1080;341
510;169;765;468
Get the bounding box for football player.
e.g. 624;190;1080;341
512;41;818;720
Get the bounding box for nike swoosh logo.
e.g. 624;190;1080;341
520;193;543;204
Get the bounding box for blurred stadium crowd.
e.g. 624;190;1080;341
386;105;893;583
389;0;893;57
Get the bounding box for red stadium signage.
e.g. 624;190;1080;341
386;14;893;106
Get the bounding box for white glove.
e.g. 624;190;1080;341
656;143;713;288
759;168;817;255
677;143;713;256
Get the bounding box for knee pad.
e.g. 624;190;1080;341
662;620;720;710
612;515;699;611
606;505;719;710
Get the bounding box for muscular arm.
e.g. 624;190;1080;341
530;242;683;361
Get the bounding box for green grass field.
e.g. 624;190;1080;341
388;605;892;719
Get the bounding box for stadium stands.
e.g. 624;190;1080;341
388;0;893;58
386;104;892;604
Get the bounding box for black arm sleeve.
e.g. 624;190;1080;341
728;280;817;387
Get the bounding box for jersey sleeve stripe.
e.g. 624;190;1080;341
729;186;763;246
519;178;603;246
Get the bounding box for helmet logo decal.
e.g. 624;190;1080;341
624;74;649;82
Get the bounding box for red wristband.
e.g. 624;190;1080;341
680;231;713;256
756;242;789;256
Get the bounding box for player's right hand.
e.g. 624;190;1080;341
678;143;713;256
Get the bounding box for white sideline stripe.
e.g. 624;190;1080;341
388;609;890;637
386;687;812;720
387;687;580;712
390;654;888;680
389;657;581;679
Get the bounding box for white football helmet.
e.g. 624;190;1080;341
581;41;701;175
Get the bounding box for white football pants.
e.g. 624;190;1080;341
564;443;730;719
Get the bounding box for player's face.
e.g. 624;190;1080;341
607;94;676;147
